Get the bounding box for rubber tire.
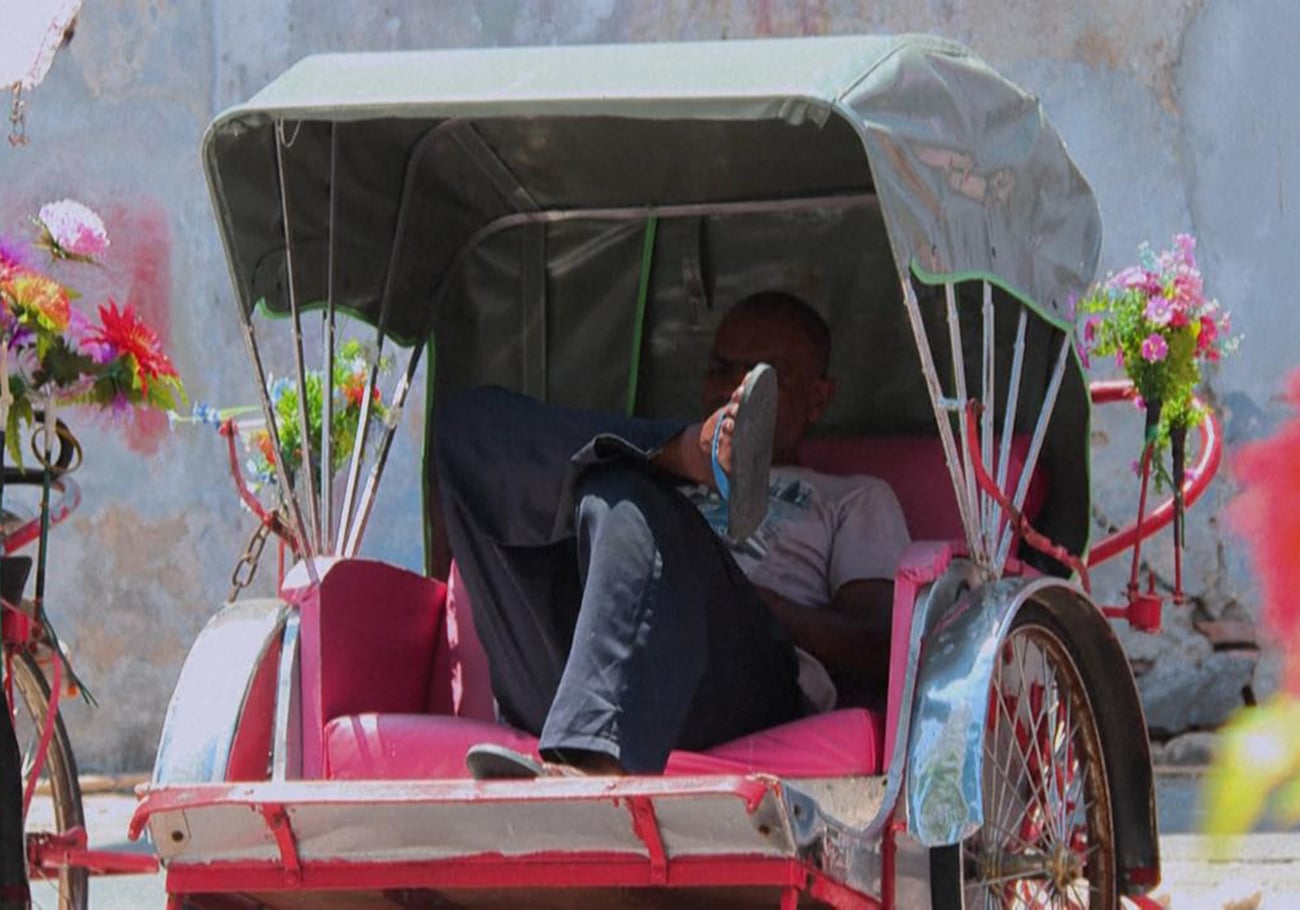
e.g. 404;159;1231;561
9;648;88;910
929;602;1117;909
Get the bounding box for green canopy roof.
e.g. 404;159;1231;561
203;33;1100;344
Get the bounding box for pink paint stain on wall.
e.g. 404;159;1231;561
76;199;177;455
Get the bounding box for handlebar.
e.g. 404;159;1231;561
1;418;85;556
1;474;81;555
1085;380;1223;567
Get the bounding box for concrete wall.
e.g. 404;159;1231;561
0;0;1291;770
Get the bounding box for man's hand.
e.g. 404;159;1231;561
756;580;893;701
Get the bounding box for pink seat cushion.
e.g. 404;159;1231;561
796;435;1047;541
324;707;884;780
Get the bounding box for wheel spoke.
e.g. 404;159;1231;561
954;616;1117;910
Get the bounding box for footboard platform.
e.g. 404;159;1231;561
133;776;882;908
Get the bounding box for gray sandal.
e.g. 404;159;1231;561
710;363;777;540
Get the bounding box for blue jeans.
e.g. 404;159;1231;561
433;387;803;773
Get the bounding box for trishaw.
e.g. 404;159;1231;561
114;33;1221;909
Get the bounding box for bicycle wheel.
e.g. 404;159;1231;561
930;603;1117;909
8;648;87;910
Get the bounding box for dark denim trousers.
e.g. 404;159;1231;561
433;387;803;773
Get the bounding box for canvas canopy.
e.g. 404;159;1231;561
202;34;1099;558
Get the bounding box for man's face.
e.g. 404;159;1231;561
701;307;836;464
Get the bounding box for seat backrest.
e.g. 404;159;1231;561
425;562;497;721
796;434;1047;542
293;558;448;777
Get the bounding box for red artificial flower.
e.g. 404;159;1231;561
340;373;379;408
1231;370;1300;691
341;376;364;407
251;428;276;466
89;300;178;390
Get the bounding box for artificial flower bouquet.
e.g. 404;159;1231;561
0;199;184;463
1075;233;1237;558
1076;233;1236;444
188;338;389;494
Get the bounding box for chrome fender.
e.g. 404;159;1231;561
904;576;1158;889
152;598;289;785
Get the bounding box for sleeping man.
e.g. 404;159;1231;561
433;290;910;777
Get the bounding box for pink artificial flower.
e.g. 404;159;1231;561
1144;295;1174;327
1167;298;1191;328
1111;266;1160;294
35;199;110;261
1141;333;1169;363
1170;271;1204;307
0;236;28;281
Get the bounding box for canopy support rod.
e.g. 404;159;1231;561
980;281;996;558
343;344;425;557
995;335;1070;574
274;121;322;557
263;121;317;581
226;282;312;578
944;281;984;566
901;279;980;560
995;309;1028;557
336;127;430;553
320;124;338;553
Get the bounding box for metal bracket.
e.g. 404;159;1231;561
626;796;668;884
258;803;302;884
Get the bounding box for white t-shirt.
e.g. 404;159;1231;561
681;467;911;709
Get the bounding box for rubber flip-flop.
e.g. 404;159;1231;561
465;743;580;780
710;363;777;541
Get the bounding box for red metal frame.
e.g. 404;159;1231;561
1085;381;1222;567
964;382;1222;631
963;401;1092;589
163;853;878;906
20;644;60;816
134;779;879;907
220;418;299;556
2;470;162;884
27;828;159;878
0;476;80;556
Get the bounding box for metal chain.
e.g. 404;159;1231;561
228;520;272;602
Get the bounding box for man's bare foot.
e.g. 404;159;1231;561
653;364;776;539
653;377;747;487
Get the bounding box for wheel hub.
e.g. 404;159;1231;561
977;837;1084;878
